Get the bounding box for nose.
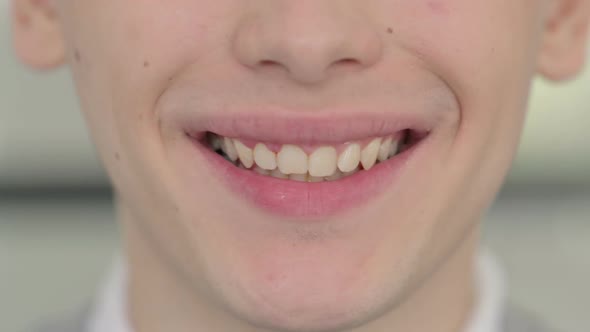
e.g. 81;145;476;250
232;2;384;85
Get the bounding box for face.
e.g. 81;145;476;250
12;0;590;331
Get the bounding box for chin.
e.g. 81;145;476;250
191;222;417;332
224;274;394;332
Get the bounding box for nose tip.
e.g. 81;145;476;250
232;5;383;85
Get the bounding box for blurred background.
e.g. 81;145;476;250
1;1;589;332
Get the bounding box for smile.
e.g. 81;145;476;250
203;130;420;182
180;111;435;219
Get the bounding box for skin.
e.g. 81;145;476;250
11;1;590;332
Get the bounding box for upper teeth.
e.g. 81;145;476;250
234;139;255;168
209;135;402;181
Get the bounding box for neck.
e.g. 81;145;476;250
122;202;479;332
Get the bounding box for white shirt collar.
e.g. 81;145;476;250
87;250;506;332
464;249;507;332
86;255;131;332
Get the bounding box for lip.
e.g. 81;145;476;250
180;107;436;145
184;113;430;219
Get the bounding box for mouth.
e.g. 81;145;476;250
182;113;432;219
200;129;423;182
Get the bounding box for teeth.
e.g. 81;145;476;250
234;140;254;168
253;143;277;170
270;168;289;179
308;146;338;177
289;173;308;182
324;170;343;181
389;140;399;157
361;138;381;170
210;133;411;181
254;166;270;175
210;135;223;151
308;176;324;183
337;143;361;173
343;167;359;177
222;137;239;162
277;145;308;175
378;137;392;162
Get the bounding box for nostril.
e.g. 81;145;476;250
339;58;358;65
330;58;363;74
260;59;278;67
257;59;291;76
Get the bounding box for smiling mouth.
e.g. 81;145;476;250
198;129;425;183
178;110;437;218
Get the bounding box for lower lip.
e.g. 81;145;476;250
189;137;421;219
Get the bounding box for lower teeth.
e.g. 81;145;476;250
227;156;381;183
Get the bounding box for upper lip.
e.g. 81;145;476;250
180;107;443;145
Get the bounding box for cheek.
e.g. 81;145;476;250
61;0;219;117
373;1;542;168
391;1;542;103
403;1;541;167
58;1;218;192
375;1;543;255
